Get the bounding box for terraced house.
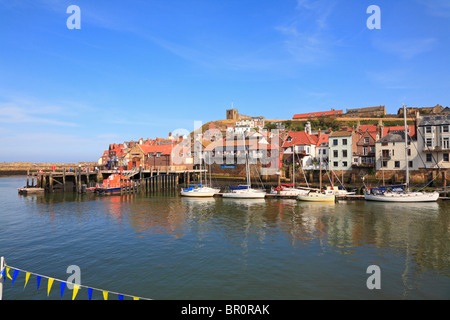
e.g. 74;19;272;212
417;113;450;169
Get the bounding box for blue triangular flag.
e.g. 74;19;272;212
60;281;66;299
1;268;5;282
11;269;19;287
88;288;93;300
36;275;41;290
118;294;124;300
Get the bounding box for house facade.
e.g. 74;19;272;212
375;131;420;171
417;114;450;169
329;131;355;171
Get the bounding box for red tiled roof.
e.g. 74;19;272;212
282;131;318;148
316;133;329;147
139;144;175;156
383;125;416;138
293;110;343;119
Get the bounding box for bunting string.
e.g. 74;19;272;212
1;262;151;300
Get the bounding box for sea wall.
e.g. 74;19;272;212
0;162;98;176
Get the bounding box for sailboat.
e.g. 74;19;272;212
297;156;336;203
222;137;266;199
181;152;220;197
270;149;309;196
364;104;440;202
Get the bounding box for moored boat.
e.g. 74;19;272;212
297;192;336;202
364;104;439;203
95;173;129;195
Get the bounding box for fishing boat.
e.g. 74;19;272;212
95;173;129;195
364;104;440;203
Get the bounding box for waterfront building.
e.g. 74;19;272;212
417;113;450;169
353;130;378;168
281;125;318;169
375;131;420;171
328;131;356;171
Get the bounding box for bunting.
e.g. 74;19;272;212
1;262;150;300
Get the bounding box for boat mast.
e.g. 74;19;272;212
293;147;295;186
403;103;410;191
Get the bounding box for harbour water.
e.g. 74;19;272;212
1;176;449;300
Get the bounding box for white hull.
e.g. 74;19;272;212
270;187;309;196
222;188;266;199
364;192;439;202
181;187;220;197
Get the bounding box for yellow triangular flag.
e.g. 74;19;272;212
47;278;54;296
103;291;108;300
72;285;80;300
6;267;12;280
133;297;139;300
24;272;30;288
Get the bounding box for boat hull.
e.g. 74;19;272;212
364;192;439;202
181;187;220;197
297;193;336;202
222;189;266;199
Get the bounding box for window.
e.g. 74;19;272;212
343;139;348;145
333;162;338;167
342;150;348;157
364;138;370;144
442;125;449;133
156;152;161;158
333;139;338;146
333;150;338;158
395;161;400;168
426;138;433;147
425;126;432;134
382;161;388;167
382;150;390;158
426;154;432;162
343;161;348;167
443;137;450;149
444;153;449;162
409;161;413;168
363;147;368;156
407;149;411;156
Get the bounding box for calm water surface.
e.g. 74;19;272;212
1;177;449;300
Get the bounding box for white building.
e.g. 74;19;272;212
375;131;420;171
329;131;354;171
417;114;450;169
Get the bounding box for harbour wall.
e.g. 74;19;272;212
0;162;98;176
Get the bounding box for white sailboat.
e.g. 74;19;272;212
222;138;266;199
181;153;220;197
365;104;439;202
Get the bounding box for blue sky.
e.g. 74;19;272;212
0;0;449;162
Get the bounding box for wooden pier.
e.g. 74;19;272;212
21;167;206;194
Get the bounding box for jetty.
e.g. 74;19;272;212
21;166;206;194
